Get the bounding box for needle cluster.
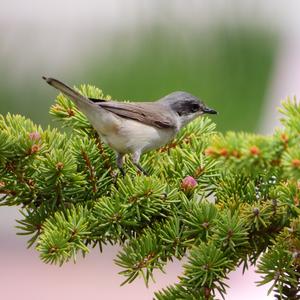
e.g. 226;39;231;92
1;86;300;299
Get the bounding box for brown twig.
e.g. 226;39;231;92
81;150;97;193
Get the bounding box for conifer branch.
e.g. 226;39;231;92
1;86;300;299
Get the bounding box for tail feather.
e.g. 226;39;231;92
42;76;91;109
43;76;118;133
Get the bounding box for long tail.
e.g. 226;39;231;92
42;76;93;111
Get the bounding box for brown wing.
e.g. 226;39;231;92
96;101;177;129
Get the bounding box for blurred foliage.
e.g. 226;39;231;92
0;26;277;132
85;26;277;132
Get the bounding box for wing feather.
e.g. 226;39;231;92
96;101;176;129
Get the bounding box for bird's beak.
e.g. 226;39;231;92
203;107;217;115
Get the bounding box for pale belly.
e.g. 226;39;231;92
100;119;177;154
86;108;177;154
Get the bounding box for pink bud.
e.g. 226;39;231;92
181;176;198;191
29;131;41;141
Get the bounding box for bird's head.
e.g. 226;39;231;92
159;91;217;127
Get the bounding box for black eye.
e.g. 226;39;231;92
191;104;199;113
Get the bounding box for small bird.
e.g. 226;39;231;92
43;77;217;175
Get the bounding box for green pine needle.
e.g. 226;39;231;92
1;90;300;299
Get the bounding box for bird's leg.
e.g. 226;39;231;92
116;153;126;176
132;151;148;176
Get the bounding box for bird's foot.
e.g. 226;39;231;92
119;167;126;177
134;163;149;176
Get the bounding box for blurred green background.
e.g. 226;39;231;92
0;26;277;132
86;27;277;132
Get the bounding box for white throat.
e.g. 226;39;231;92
178;112;202;128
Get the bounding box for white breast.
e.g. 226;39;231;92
103;118;177;154
83;106;177;154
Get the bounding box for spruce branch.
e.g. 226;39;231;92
1;86;300;299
